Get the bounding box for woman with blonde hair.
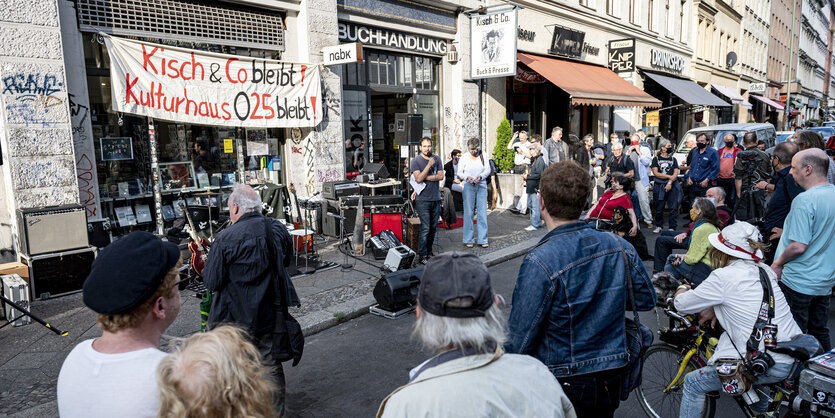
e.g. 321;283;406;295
157;326;277;418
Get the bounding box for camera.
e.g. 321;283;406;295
748;351;775;375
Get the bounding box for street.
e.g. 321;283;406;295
284;254;835;418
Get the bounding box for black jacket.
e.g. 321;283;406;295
526;156;547;194
204;211;300;337
444;160;457;189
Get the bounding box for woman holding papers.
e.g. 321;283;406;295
458;138;492;248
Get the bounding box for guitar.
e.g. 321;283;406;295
288;184;304;229
179;202;208;277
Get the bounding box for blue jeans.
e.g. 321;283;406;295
653;230;689;272
652;182;679;230
630;191;643;220
680;362;793;418
462;183;488;245
415;200;439;257
527;192;540;228
663;255;713;287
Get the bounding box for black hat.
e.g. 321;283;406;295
83;231;181;315
418;252;494;318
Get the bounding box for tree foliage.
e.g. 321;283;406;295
493;119;515;172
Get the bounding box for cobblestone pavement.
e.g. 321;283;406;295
0;208;543;416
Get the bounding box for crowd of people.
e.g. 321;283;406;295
54;125;835;417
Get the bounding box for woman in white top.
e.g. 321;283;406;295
673;222;803;418
457;137;492;248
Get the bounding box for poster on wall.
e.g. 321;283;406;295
608;39;636;73
470;8;517;79
100;137;134;161
343;90;368;174
102;34;322;128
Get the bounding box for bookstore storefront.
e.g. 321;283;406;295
71;0;308;236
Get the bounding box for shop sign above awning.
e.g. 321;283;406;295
712;84;753;109
643;72;730;107
517;53;661;108
102;34;322;128
749;94;785;111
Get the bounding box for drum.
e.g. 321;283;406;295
290;229;314;253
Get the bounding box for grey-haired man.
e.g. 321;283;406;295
377;252;575;418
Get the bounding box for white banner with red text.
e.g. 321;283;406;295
103;34;322;128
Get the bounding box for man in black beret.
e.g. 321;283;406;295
57;231;183;418
203;184;299;415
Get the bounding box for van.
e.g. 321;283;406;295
672;123;776;166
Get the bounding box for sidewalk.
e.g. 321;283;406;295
0;207;548;416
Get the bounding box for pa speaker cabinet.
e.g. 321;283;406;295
322;200;356;237
394;113;423;146
22;247;96;300
361;163;390;180
373;266;423;311
17;204;88;256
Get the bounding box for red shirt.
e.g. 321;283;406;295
589;190;633;220
718;146;741;179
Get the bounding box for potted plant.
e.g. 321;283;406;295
493;119;515;173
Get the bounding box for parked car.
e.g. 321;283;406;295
776;131;794;144
809;126;835;147
822;121;835;128
673;123;776;166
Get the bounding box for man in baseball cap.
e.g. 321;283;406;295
57;231;184;418
377;252;575;418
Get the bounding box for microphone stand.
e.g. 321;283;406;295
0;293;68;336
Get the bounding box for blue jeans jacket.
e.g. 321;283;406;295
505;221;656;377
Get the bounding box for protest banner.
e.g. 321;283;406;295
103;34;322;128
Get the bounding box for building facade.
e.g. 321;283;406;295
797;0;830;123
738;0;772;123
767;0;802;129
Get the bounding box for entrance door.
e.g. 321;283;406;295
371;93;411;179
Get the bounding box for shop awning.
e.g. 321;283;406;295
712;84;753;109
517;53;661;108
749;94;785;111
643;72;730;107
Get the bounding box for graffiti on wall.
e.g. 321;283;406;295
462;103;478;140
2;72;66;128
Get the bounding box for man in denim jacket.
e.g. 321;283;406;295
505;161;656;417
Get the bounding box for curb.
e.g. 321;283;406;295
298;235;539;336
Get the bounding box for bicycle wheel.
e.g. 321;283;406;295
637;344;717;418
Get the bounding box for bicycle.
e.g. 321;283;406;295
637;306;818;418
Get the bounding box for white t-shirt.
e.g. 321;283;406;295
57;339;168;418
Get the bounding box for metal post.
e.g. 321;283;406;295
147;117;164;235
784;0;798;130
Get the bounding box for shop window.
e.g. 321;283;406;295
365;51;439;90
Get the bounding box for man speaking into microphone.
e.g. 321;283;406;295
411;137;445;265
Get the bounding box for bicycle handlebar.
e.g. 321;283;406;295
665;309;692;328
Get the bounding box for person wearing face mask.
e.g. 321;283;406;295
585;173;639;238
457;138;492;248
716;134;742;209
705;187;732;227
444;149;463;193
650;139;682;233
664;198;722;287
684;133;720;209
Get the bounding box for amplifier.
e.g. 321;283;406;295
22;247;96;300
383;245;415;272
1;274;31;326
338;195;405;210
322;180;360;200
17;204;88;256
322;199;356;237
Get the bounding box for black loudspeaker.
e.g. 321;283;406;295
394;113;423;146
87;219;112;248
361;162;390;180
25;247;96;299
373;266;423;311
322;199;356;237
